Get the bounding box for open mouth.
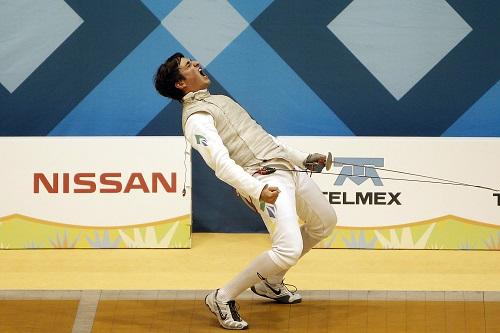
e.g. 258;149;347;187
198;67;207;77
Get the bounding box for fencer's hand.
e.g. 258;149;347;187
304;153;327;172
259;185;280;204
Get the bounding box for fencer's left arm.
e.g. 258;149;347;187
185;112;266;200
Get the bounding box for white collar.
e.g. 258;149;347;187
182;89;210;103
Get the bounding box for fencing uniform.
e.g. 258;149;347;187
182;89;337;270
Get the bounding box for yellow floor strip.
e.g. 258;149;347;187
0;233;499;290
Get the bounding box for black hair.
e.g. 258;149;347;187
154;52;185;101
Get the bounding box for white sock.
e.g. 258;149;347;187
266;224;322;285
266;270;287;285
218;251;283;302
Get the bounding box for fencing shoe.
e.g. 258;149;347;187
205;289;248;330
251;273;302;304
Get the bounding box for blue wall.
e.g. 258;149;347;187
1;0;499;232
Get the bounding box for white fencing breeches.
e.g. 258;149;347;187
244;169;337;270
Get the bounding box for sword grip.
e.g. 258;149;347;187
255;166;277;175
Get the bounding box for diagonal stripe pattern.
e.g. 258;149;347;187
328;0;472;100
0;0;83;93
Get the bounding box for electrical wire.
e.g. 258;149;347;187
260;166;499;192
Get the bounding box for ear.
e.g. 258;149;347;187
175;80;186;90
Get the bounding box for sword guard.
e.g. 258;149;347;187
326;152;333;171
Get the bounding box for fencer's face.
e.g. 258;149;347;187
175;57;210;94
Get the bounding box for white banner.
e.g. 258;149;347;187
279;137;500;228
0;137;191;227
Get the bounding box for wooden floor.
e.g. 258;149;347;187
1;290;500;333
0;299;79;333
1;234;500;332
92;300;500;333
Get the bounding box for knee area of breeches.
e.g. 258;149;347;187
323;211;337;235
307;210;337;240
270;239;303;269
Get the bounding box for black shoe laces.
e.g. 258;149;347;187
227;300;242;322
257;272;298;295
282;280;298;294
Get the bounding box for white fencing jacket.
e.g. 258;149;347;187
182;89;308;200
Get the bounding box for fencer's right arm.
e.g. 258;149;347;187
185;112;267;200
271;137;309;169
272;137;326;171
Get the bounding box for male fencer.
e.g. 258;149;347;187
154;53;337;330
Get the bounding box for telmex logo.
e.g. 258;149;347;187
34;172;176;194
334;158;384;186
326;157;401;205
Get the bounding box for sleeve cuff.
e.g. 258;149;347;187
251;182;267;201
287;149;309;169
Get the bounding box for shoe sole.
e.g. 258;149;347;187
250;286;302;304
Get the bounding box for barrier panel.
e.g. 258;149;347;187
2;136;498;250
279;137;500;249
0;137;191;249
